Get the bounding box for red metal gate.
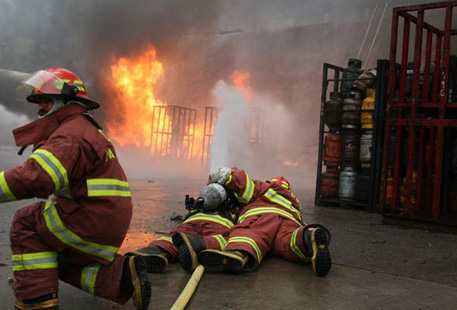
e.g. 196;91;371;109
380;1;457;225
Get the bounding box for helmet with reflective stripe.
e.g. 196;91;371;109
269;176;291;189
16;68;99;110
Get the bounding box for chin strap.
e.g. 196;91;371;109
17;145;28;156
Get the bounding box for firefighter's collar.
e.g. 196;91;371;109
12;104;88;151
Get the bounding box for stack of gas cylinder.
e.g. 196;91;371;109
321;58;377;204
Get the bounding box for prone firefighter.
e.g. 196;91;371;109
1;68;151;310
173;167;332;277
127;183;240;273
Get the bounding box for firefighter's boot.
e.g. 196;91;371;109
303;227;332;277
172;233;206;273
126;246;169;273
198;249;249;272
15;293;58;310
122;256;152;310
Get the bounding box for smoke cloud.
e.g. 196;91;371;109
0;0;451;186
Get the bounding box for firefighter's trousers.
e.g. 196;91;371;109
10;201;131;303
222;213;311;270
150;212;234;261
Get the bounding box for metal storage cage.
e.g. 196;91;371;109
379;1;457;226
315;59;388;212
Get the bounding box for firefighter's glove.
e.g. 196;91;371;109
209;167;232;185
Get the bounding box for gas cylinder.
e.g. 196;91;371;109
324;132;342;166
356;168;370;201
359;130;373;168
321;166;339;198
324;92;342;131
361;88;375;129
352;68;377;93
342;90;362;129
341;58;363;96
339;166;358;199
342;129;360;166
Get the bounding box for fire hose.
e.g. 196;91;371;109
170;265;205;310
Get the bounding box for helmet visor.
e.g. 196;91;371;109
16;70;65;103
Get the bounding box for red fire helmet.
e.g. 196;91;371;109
16;67;100;110
269;176;291;189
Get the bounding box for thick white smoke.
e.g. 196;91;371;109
209;79;304;182
210;81;250;171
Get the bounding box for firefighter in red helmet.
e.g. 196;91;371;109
173;167;332;277
2;68;151;310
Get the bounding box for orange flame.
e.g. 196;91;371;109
231;70;253;102
105;46;167;147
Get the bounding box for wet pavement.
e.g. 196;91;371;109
1;179;457;309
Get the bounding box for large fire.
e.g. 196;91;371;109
105;46;257;162
105;46;167;148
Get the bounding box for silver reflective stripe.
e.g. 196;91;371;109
88;184;130;191
81;263;101;295
12;257;55;267
32;152;65;189
12;251;58;271
44;202;117;261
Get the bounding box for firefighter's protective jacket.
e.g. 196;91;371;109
1;103;132;264
224;169;305;226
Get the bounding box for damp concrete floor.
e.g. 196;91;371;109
1;178;457;310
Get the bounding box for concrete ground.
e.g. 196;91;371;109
1;179;457;310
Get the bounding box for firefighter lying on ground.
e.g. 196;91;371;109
172;167;332;277
1;68;151;310
126;183;240;273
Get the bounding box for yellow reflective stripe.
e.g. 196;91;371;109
238;207;302;226
81;263;101;295
264;189;302;220
211;234;227;250
158;236;173;243
0;171;17;202
53;79;71;89
12;251;57;271
43;201;119;261
290;228;310;262
98;129;111;142
73;80;86;92
227;236;262;262
238;173;254;204
183;213;234;229
225;174;232;185
30;149;69;192
105;148;116;161
87;178;131;197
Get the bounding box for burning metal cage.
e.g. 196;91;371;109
150;105;196;160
